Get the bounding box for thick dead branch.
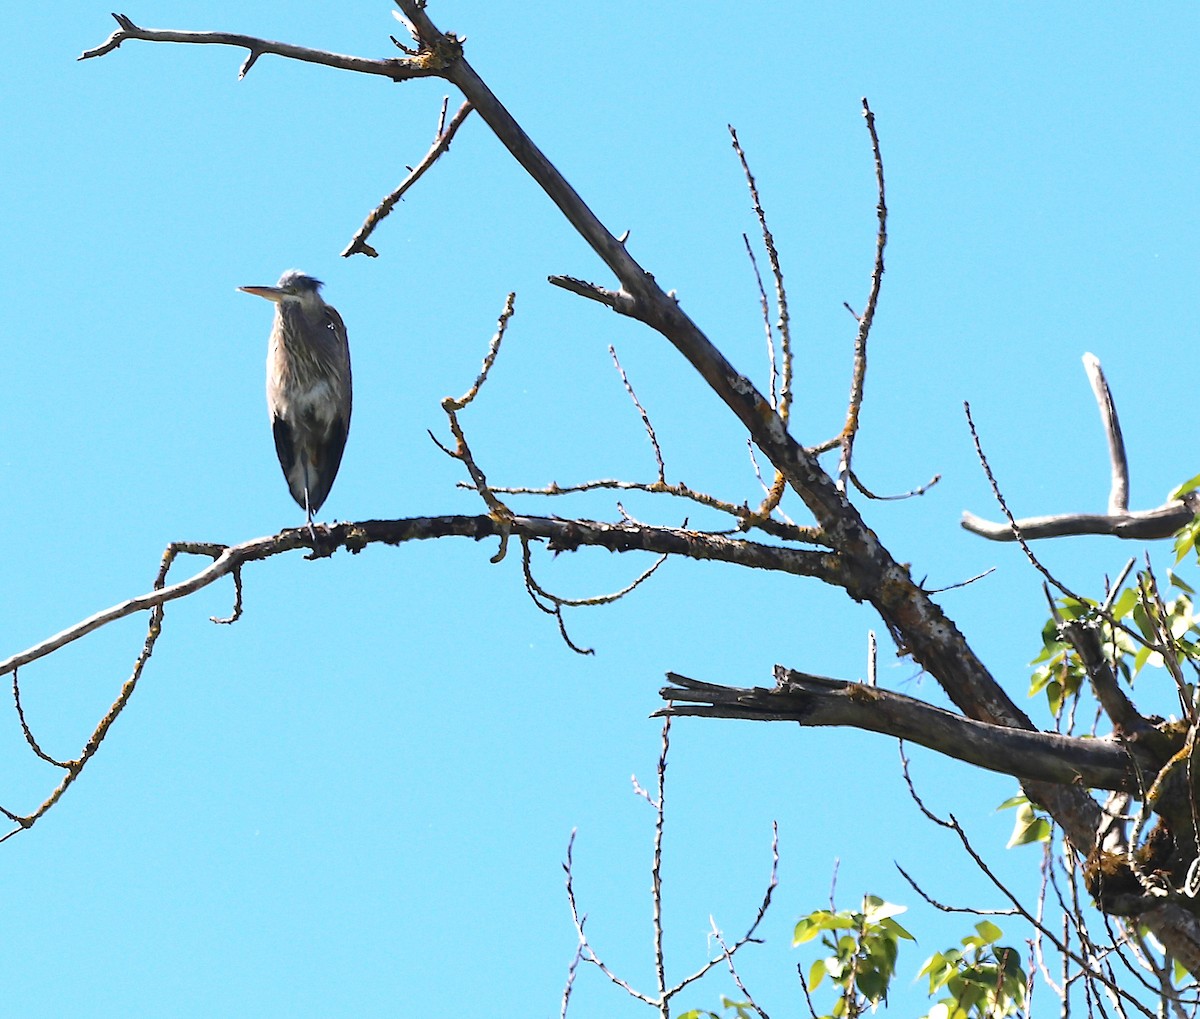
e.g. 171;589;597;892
658;668;1146;792
393;3;1070;775
82;7;1059;775
78;2;1200;976
1056;616;1154;739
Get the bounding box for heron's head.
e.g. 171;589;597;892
238;270;325;310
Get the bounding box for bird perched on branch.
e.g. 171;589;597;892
238;271;352;532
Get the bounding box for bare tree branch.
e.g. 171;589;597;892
963;500;1199;542
1084;353;1130;514
343;98;473;257
963;354;1196;540
0;517;844;683
658;668;1148;792
835;98;887;493
79;12;447;81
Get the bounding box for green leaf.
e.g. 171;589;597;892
880;916;916;941
1007;801;1051;847
1168;473;1200;499
996;795;1027;811
793;910;853;945
1169;570;1195;595
973;919;1003;944
1109;586;1139;618
862;896;907;924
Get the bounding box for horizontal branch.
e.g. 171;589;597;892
658;667;1148;792
0;515;843;679
961;497;1198;541
79;13;447;81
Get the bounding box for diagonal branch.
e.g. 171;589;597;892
343;99;473;257
83;0;1111;873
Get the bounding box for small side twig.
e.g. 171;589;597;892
343;99;473;257
964;401;1078;602
12;668;70;770
519;535;666;656
836;98;888;493
436;293;517;562
731;127;792;526
729;126;792;426
80;12;445;81
848;467;941;502
609;346;666;484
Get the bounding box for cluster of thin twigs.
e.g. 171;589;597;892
560;717;779;1019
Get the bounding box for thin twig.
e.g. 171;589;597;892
562;828;656;1005
729;129;792;425
519;534;667;655
343;99;473;257
12;668;70;769
560;938;585;1019
1;555;173;843
438;294;518;561
730;128;792;526
848;467;941;502
836;98;888;493
610;346;666;484
964;401;1082;602
652;717;671;1017
477;475;825;544
742;234;778;410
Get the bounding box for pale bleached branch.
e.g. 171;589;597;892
1085;352;1130;515
963;354;1196;541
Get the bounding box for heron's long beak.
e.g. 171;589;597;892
238;285;287;302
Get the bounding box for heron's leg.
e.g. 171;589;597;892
301;454;316;542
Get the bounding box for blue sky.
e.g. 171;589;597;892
1;3;1196;1016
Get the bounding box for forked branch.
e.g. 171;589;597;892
963;354;1194;540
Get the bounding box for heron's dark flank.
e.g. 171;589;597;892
238;271;352;529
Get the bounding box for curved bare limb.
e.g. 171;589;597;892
964;353;1194;540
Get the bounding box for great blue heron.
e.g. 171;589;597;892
238;271;352;531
